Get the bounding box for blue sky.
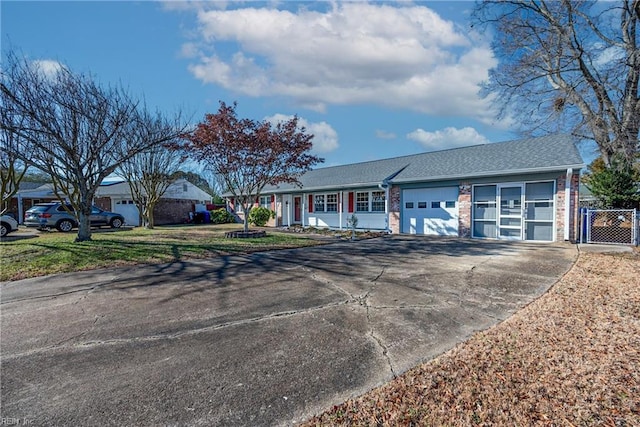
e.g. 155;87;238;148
2;1;526;168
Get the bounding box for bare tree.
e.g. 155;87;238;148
0;106;32;214
474;0;639;165
182;102;323;232
118;131;184;229
0;50;186;241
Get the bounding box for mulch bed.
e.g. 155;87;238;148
302;251;640;426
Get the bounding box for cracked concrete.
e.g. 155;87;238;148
1;236;577;426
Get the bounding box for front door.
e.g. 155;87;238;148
294;196;301;223
498;185;523;240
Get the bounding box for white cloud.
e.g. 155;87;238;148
376;130;397;140
182;2;497;122
31;59;65;79
407;127;490;151
179;42;199;59
264;114;339;154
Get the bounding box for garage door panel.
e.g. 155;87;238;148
402;187;458;236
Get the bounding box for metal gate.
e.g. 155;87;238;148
580;208;638;246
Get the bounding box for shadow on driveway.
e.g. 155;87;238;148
0;236;577;426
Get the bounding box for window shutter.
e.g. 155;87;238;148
308;194;313;213
348;192;354;213
271;194;275;209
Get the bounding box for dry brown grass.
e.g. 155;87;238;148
302;251;640;426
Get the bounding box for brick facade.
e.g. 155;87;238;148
388;186;401;234
153;199;196;225
555;172;580;242
94;197;111;212
457;183;472;238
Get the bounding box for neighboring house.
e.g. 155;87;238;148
8;178;212;226
95;178;212;226
7;182;60;223
228;134;585;242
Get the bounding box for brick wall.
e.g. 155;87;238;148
388;185;401;234
458;183;472;238
94;197;111;212
555;172;580;242
153;199;195;225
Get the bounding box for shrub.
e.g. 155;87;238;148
584;156;640;209
210;208;236;224
248;206;275;226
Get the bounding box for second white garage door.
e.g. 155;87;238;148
402;187;459;235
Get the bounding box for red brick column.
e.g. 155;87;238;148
555;172;580;242
389;185;401;234
458;183;472;238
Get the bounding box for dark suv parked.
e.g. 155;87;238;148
24;203;125;232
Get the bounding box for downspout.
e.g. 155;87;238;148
302;193;306;228
286;195;291;227
378;181;390;233
339;191;343;231
564;168;573;241
18;193;23;224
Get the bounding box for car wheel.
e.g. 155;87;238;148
0;223;8;238
110;218;123;229
56;219;74;232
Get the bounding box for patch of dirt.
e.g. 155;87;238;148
281;225;386;240
302;251;640;426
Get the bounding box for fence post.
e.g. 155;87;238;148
579;207;586;244
633;209;640;246
585;208;591;244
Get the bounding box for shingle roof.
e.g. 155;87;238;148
18;182;49;191
265;134;584;193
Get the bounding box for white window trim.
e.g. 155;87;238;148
259;195;271;209
312;192;339;213
355;190;386;213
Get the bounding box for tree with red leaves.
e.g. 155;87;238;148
183;102;323;232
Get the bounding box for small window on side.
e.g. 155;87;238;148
405;202;414;209
445;201;455;208
431;201;440;208
418;202;427;209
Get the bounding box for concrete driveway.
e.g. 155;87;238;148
1;236;576;426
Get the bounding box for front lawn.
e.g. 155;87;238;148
0;225;326;281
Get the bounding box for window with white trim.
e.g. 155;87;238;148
371;191;385;212
311;193;339;212
356;192;369;212
314;195;325;212
259;195;271;209
326;194;338;212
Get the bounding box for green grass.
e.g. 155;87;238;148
0;225;326;281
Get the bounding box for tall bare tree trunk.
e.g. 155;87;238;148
76;209;92;242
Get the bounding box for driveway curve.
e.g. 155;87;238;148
0;236;576;426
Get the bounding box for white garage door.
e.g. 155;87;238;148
402;187;459;235
114;201;140;226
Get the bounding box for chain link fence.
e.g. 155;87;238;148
580;208;638;246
